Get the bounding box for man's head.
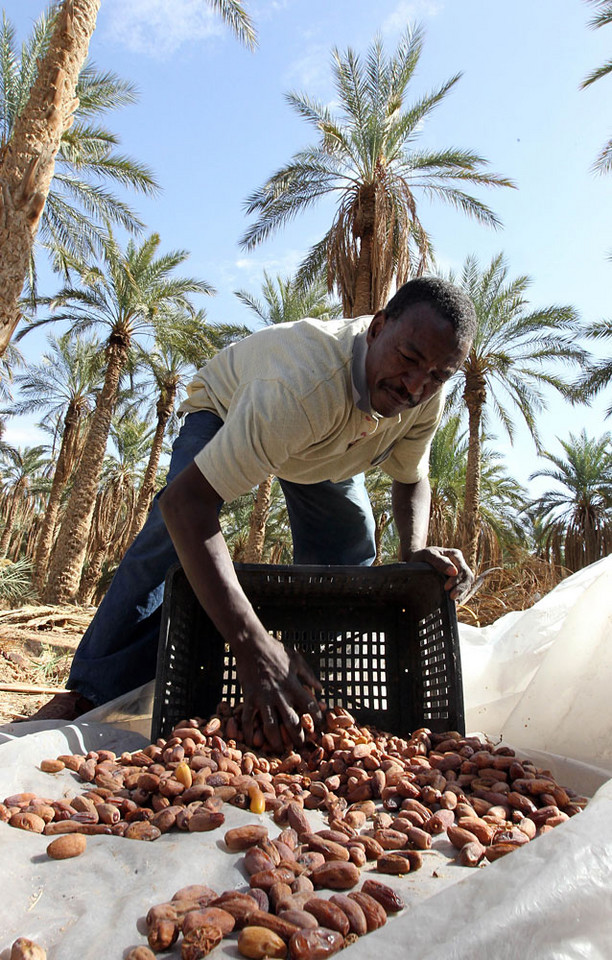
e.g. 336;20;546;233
365;276;476;418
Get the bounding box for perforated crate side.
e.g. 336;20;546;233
152;562;464;741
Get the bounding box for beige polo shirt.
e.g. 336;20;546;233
178;316;444;503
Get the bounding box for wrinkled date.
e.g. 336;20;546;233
288;927;344;959
181;924;223;960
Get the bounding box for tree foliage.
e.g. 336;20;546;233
528;429;612;571
0;8;158;284
446;253;586;568
581;0;612;172
241;28;513;316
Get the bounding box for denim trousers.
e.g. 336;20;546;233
68;410;377;705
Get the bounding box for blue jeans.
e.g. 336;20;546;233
68;410;377;705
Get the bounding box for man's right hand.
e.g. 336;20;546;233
234;632;324;754
160;462;324;754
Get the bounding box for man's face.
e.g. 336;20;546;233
365;302;469;418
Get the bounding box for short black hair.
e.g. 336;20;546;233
384;276;477;346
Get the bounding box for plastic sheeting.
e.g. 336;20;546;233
1;557;612;957
460;555;612;774
0;723;610;960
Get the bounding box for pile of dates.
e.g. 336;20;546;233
132;865;404;959
2;705;588;957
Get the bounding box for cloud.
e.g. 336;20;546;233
382;0;443;36
283;43;332;96
224;248;306;285
2;421;48;449
251;0;295;22
102;0;228;58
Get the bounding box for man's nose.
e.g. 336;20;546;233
401;368;429;395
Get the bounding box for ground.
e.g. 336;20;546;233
0;605;95;723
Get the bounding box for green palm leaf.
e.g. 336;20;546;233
0;8;159;284
241;28;514;314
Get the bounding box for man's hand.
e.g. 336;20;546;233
409;546;474;603
234;631;323;754
161;463;325;754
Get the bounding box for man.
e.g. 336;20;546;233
30;276;477;751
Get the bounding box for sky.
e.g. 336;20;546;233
3;0;612;500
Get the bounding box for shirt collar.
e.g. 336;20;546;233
351;329;373;414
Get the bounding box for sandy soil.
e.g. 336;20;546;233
0;605;95;723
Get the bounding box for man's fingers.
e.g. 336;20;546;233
241;699;256;745
260;702;283;755
277;701;305;749
435;553;459;577
300;690;324;730
412;547;458;577
293;653;323;693
450;577;473;603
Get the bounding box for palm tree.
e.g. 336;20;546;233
234;272;341;560
0;8;159;294
576;318;612;416
477;450;529;565
0;338;25;440
8;331;103;591
529;429;612;571
0;444;49;558
30;232;212;602
364;469;393;564
0;557;37;606
0;0;256;358
125;312;248;545
0;0;103;356
240;28;513;316
221;480;293;564
581;0;612;172
388;411;528;569
425;413;467;548
204;0;257;47
77;411;154;603
447;253;585;569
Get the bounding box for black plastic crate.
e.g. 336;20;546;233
152;562;464;742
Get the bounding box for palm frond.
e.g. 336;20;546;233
241;30;513;310
205;0;257;49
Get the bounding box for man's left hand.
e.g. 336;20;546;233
408;546;474;603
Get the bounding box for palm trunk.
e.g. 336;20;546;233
583;510;601;568
114;484;138;561
243;474;273;563
77;540;107;605
75;487;104;603
0;481;25;555
33;401;85;592
42;338;127;603
374;510;390;565
12;499;36;559
0;0;101;357
126;388;175;545
25;514;39;560
462;373;486;570
352;186;376;316
76;481;128;603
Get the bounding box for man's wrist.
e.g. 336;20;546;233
401;544;426;562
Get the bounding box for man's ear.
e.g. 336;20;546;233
366;310;387;344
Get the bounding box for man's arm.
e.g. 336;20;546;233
159;462;322;752
392;478;474;602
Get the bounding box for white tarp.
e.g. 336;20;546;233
460;555;612;774
1;557;612;958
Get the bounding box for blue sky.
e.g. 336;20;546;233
3;0;612;497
